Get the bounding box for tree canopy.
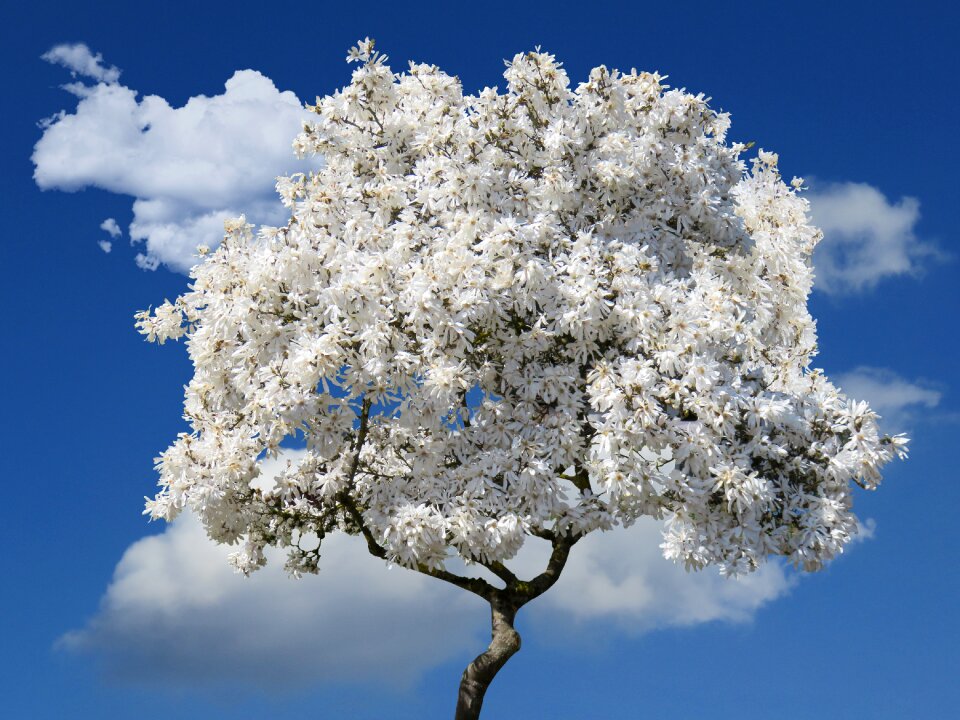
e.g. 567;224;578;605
137;39;906;717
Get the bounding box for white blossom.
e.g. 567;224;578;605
139;44;907;581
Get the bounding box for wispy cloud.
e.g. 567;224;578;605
41;43;120;84
835;366;943;432
808;182;941;295
34;46;318;272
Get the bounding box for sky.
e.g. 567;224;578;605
2;1;958;718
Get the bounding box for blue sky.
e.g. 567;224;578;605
2;1;958;718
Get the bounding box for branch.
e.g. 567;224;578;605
459;387;472;428
478;559;519;586
341;483;497;600
415;562;496;600
348;398;372;471
338;397;387;559
528;526;557;542
338;398;496;600
513;532;582;603
339;493;387;559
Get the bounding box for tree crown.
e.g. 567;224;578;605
137;40;906;581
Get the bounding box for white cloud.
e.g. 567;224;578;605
100;217;121;238
34;47;318;272
808;182;939;294
508;520;793;633
98;240;112;254
64;458;801;691
60;511;487;689
835;366;942;432
59;453;483;689
42;43;121;83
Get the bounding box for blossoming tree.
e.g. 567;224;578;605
136;40;907;719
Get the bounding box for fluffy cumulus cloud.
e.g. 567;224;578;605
808;182;939;294
34;46;318;272
835;366;942;432
61;512;485;689
58;453;483;688
36;48;935;289
64;458;797;691
530;521;792;631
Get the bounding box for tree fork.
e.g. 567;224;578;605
454;534;580;719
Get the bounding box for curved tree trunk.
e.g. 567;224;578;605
454;596;521;720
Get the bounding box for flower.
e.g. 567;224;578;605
139;42;905;578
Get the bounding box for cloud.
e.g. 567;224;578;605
509;521;793;633
36;50;934;287
60;511;488;690
42;43;121;83
64;458;802;692
100;217;121;238
34;47;318;272
60;453;484;689
835;366;943;432
98;240;112;254
808;182;940;294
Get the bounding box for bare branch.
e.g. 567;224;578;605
338;397;387;559
514;532;582;603
415;563;495;600
478;559;519;586
339;493;387;559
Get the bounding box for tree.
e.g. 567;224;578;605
136;39;907;719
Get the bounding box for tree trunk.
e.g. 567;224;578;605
454;596;521;720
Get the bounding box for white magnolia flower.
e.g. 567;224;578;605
140;45;907;586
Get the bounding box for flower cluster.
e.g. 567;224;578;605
138;41;906;578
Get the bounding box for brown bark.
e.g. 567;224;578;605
453;533;580;719
454;596;521;720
